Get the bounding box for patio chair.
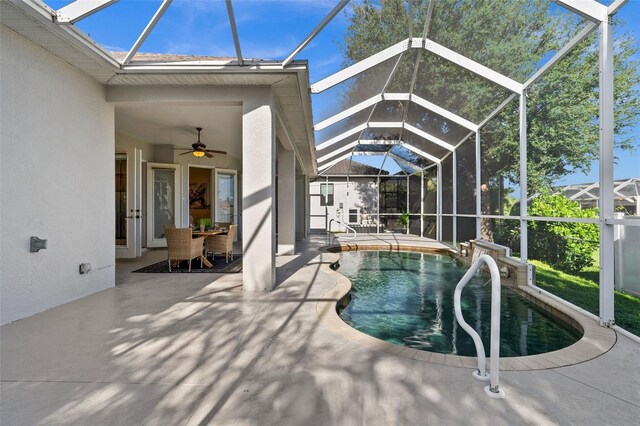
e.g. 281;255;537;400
165;227;206;272
205;224;237;263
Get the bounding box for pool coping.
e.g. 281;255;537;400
316;243;617;371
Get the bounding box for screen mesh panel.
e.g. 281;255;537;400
456;136;476;215
412;50;513;123
313;55;401;125
405;101;470;146
428;0;588;82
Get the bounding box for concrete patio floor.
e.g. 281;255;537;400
1;235;639;425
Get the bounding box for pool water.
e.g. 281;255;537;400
337;251;581;357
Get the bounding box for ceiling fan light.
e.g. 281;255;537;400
193;151;205;158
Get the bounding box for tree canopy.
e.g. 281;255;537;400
337;0;640;240
338;0;639;189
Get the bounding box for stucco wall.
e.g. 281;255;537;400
0;26;115;324
310;178;378;230
115;132;153;162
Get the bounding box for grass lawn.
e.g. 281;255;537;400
531;260;640;337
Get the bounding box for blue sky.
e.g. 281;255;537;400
45;0;639;182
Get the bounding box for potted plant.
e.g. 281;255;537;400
198;218;212;231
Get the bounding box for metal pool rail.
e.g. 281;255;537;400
327;218;357;244
454;254;505;399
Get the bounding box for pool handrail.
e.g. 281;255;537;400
454;254;505;399
327;218;357;244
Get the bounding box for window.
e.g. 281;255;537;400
349;209;359;223
379;178;407;213
320;183;334;206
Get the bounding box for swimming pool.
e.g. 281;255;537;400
336;250;581;357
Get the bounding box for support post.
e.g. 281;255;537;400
437;163;443;242
277;148;296;255
453;149;458;247
242;93;276;291
519;92;528;262
305;175;310;239
406;174;410;235
420;171;424;238
377;175;381;233
599;18;615;325
475;131;481;239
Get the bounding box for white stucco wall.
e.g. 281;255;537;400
0;26;115;324
115;132;154;162
310;178;378;230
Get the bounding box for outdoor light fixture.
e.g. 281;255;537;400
174;127;227;158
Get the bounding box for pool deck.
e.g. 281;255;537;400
1;234;639;425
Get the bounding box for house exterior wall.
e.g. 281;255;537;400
310;177;378;231
0;26;115;324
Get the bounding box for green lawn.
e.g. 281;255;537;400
531;260;640;337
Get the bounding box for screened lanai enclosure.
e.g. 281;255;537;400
309;0;639;333
34;0;639;334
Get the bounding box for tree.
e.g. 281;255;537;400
339;0;640;240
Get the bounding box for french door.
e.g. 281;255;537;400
214;169;237;237
115;148;142;258
146;163;181;248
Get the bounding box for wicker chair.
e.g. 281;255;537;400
205;224;237;263
165;227;206;272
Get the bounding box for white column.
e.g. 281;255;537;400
277;148;296;255
453;149;457;246
242;92;276;291
475;131;481;239
376;175;381;233
420;171;424;237
406;174;410;235
519;92;528;262
599;18;615;325
437;163;443;242
305;175;310;238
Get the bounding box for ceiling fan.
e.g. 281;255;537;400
174;127;227;158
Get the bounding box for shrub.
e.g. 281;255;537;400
525;193;599;273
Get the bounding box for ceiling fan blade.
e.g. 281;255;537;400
179;151;193;156
204;149;227;154
204;152;214;158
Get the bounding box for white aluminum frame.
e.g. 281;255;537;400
598;16;615;325
519;91;528;262
311;37;525;95
452;149;457;246
388;153;422;173
282;0;351;67
55;0;119;24
314;93;477;132
225;0;243;65
475;131;481;238
123;0;173;65
554;0;608;22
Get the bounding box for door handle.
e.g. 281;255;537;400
126;215;135;219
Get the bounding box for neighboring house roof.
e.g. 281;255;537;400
110;52;239;63
322;159;389;176
110;52;267;64
559;178;640;203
